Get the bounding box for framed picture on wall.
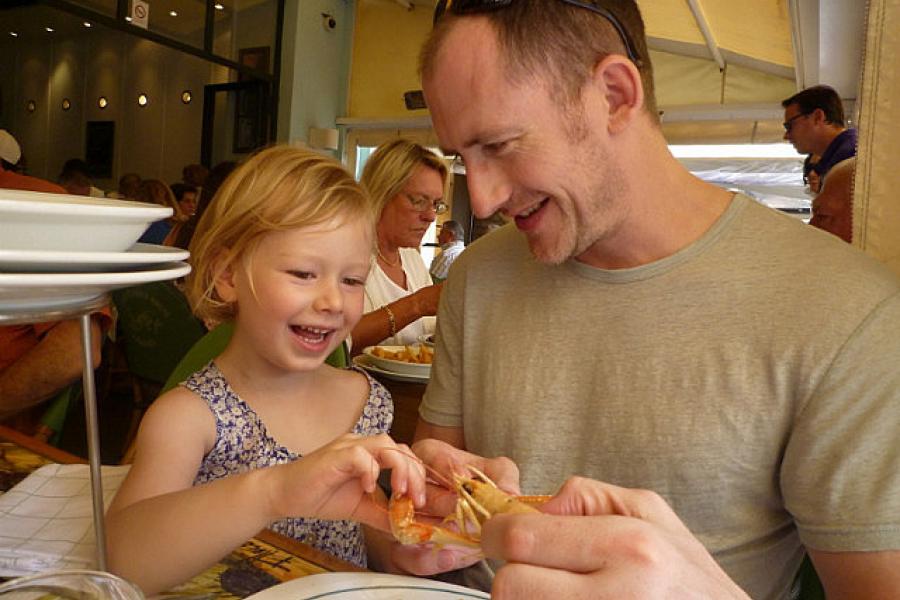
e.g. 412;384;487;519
237;46;270;81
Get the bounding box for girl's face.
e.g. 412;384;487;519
218;215;372;374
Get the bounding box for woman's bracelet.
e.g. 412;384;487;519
383;305;397;338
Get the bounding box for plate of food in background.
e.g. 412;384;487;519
353;344;432;383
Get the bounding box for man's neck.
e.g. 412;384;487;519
815;125;847;156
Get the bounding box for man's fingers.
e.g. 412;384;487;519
492;562;596;600
482;513;655;573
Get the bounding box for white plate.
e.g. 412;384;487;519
353;355;430;384
245;572;489;600
0;243;189;272
362;345;432;378
0;189;172;252
0;261;191;314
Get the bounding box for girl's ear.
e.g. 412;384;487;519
211;249;238;303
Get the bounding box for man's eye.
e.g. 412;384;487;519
484;140;508;154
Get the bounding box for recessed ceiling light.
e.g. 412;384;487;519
125;15;132;22
62;98;71;111
138;93;149;107
98;96;108;109
181;90;192;104
83;22;92;28
214;3;224;9
9;31;18;37
45;27;54;33
169;10;177;16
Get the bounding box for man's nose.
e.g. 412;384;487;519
465;160;510;219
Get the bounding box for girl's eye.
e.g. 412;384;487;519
343;277;365;287
289;270;314;280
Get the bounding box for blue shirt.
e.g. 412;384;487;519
813;128;857;179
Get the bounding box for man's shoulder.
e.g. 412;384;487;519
0;170;66;194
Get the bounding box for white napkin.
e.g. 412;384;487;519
0;463;130;577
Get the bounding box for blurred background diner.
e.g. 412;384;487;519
350;139;447;351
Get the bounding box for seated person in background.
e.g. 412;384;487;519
0;129;66;193
58;158;105;197
135;180;187;245
109;172;141;200
172;161;238;251
182;163;209;191
783;85;856;186
351;139;447;351
170;182;198;217
106;145;425;595
58;169;92;196
429;219;465;282
0;131;112;430
802;154;821;193
810;157;855;243
0;317;109;426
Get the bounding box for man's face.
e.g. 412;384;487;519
423;18;627;265
782;103;815;155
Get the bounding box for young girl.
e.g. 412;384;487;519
107;146;426;594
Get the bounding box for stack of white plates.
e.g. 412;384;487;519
0;190;191;314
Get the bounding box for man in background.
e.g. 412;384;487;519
810;157;855;243
0;129;110;430
429;220;465;282
782;85;857;188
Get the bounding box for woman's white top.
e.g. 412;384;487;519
363;247;436;346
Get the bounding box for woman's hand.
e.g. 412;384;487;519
264;433;426;531
411;283;443;317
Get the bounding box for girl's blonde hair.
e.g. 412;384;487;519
360;139;449;216
185;145;373;326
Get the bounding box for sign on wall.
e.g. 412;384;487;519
130;0;149;29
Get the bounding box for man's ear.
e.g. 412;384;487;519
592;54;644;134
211;249;238;303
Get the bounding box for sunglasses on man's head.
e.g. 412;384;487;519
433;0;642;64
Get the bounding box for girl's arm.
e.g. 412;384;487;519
107;390;426;595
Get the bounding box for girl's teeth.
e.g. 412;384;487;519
292;325;328;342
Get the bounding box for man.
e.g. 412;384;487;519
782;86;857;189
0;129;67;193
429;220;465;281
810;157;855;244
402;1;900;598
0;130;109;427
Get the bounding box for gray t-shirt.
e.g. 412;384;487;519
420;194;900;600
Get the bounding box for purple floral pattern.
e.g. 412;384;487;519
185;362;393;568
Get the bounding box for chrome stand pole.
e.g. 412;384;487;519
80;313;107;571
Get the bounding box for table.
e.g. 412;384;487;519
0;295;110;569
0;425;361;599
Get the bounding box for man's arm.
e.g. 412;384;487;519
809;548;900;599
0;318;103;419
413;416;465;448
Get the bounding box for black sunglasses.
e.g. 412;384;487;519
783;112;810;132
434;0;641;64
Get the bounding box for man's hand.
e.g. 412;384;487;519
481;476;751;600
388;438;521;576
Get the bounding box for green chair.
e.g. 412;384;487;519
111;281;207;453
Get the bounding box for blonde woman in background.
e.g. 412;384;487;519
351;139;448;352
135;179;188;245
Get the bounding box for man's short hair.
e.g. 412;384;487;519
781;85;846;127
421;0;657;120
441;220;464;241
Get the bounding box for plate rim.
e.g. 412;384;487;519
352;355;430;384
244;571;489;600
0;190;172;218
0;243;189;265
0;261;191;286
361;345;432;377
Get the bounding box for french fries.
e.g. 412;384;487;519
371;344;434;364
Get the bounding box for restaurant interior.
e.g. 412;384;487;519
0;0;899;597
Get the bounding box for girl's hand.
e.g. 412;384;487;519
264;433;426;531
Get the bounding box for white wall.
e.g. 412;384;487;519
0;24;219;190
